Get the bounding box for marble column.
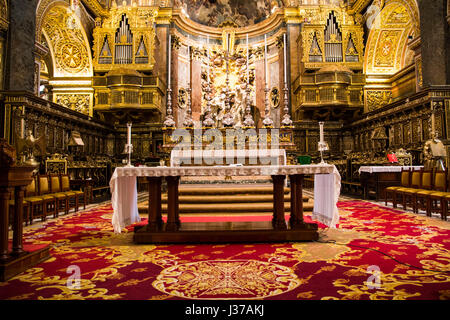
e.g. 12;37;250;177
418;0;450;86
5;0;37;92
255;57;265;128
157;26;168;114
191;54;202;123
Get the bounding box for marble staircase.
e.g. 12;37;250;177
138;184;313;215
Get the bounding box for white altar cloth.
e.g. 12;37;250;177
358;166;423;174
109;164;340;233
312;165;341;228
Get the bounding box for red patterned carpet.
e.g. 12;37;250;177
0;200;449;300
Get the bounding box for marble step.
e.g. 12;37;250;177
138;200;314;214
160;194;309;203
176;186;291;195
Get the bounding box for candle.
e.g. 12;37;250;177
283;33;287;85
168;34;171;88
246;34;249;85
21;106;26;139
127;123;132;145
187;38;190;85
264;34;268;85
431;107;436;136
207;35;210;82
319;122;324;143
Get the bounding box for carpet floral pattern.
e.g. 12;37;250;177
0;201;449;300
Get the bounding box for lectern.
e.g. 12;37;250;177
0;139;50;281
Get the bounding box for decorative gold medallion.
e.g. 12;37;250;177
153;260;301;299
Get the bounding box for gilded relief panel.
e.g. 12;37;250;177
402;121;410;145
365;90;392;112
42;6;92;77
411;118;419;143
0;40;4;90
422;118;430;141
364;0;417;75
55;93;92;115
374;29;401;68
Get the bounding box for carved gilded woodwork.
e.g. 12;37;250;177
365;90;392;112
295;65;365;120
55;93;92;114
80;0;109;17
0;40;4;91
300;5;364;70
92;5;157;72
0;0;8;32
365;0;418;75
42;6;92;77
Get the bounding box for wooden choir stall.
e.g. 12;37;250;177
0;140;50;281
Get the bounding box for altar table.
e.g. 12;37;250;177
358;166;423;200
110;164;340;243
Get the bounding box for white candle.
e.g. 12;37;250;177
264;34;268;85
168;34;171;88
283;33;287;85
187;38;190;85
431;108;436;136
207;35;210;82
319;122;324;143
127;123;132;145
21;106;26;139
246;34;249;85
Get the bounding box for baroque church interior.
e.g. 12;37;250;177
0;0;449;302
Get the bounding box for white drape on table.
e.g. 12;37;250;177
110;172;140;233
312;165;341;228
358;166;423;174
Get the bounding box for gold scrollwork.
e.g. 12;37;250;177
366;90;392;112
178;88;187;109
55;93;91;115
270;87;280;108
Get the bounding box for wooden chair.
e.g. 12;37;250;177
385;168;410;208
49;174;69;215
414;169;434;214
23;176;45;224
398;169;422;212
59;174;79;213
61;174;85;211
442;194;450;221
37;175;58;220
426;170;449;218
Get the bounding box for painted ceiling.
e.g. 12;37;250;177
173;0;284;27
